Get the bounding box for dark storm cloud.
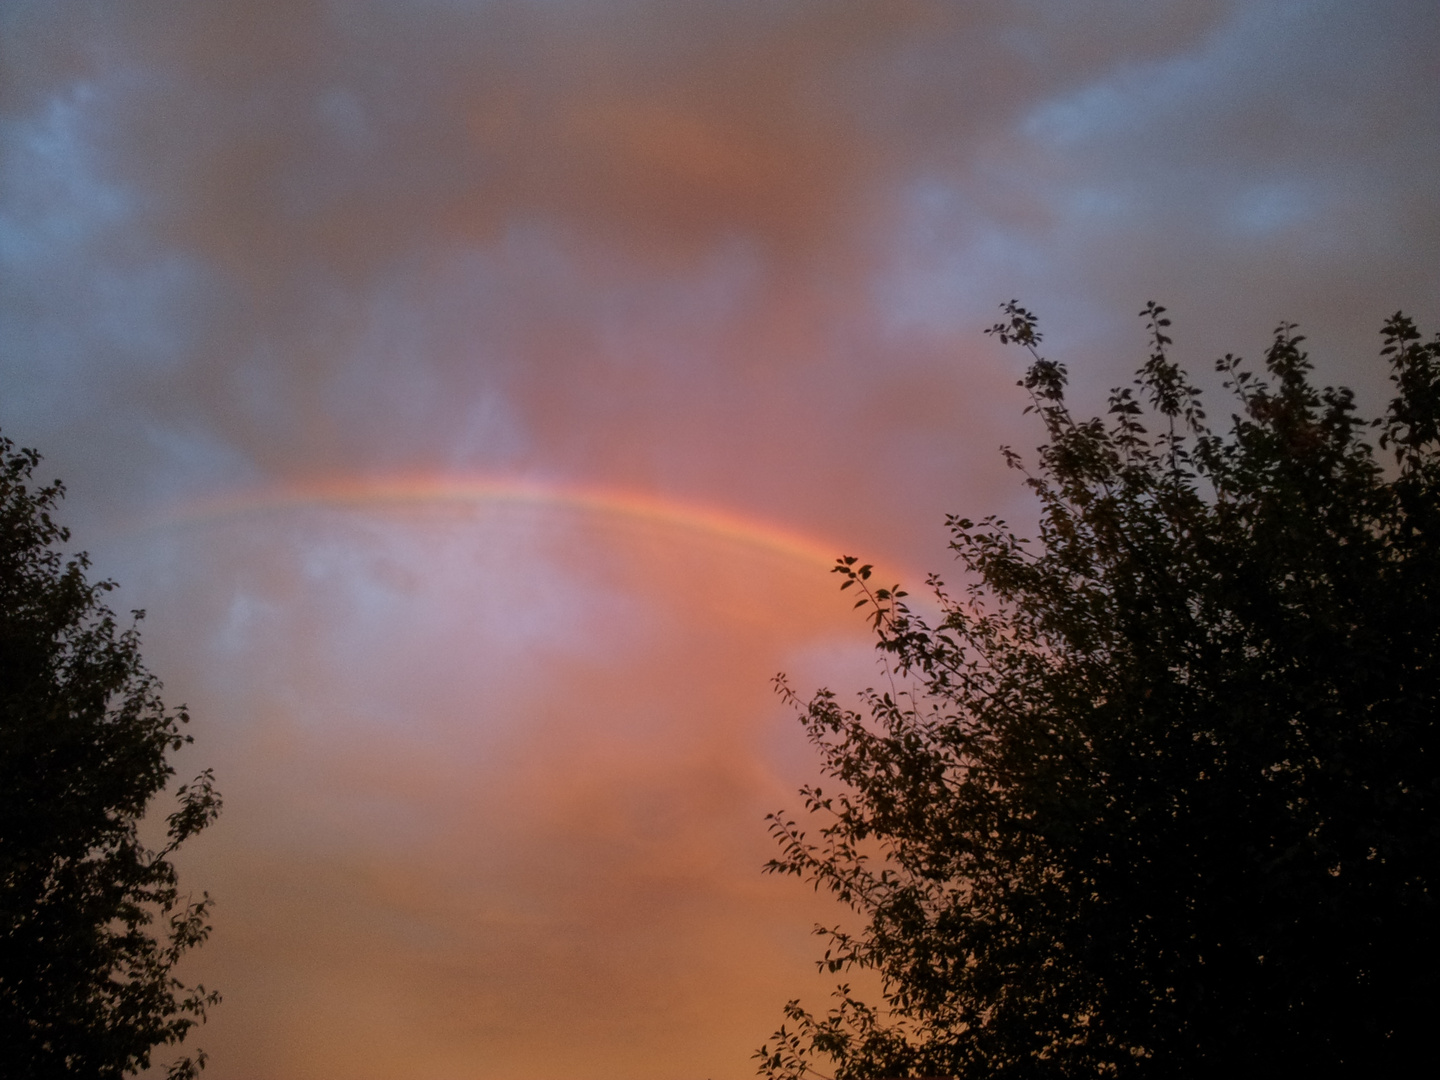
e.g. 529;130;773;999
5;1;1432;557
3;0;1264;550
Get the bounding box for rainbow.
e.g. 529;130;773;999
147;473;860;571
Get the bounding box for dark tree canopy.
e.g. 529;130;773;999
759;306;1439;1077
0;434;220;1079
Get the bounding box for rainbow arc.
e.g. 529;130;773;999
154;474;862;572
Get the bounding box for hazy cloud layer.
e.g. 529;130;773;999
3;1;1437;1076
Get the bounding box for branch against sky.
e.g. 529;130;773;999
760;306;1440;1077
1;433;221;1078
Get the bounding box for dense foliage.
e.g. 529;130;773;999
759;305;1438;1077
0;434;220;1078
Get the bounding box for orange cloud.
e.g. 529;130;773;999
128;489;883;1078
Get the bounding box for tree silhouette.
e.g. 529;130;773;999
1;433;220;1078
759;305;1438;1077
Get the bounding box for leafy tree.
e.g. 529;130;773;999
1;433;220;1079
758;305;1438;1077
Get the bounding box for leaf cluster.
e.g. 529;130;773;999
1;434;221;1079
758;306;1440;1077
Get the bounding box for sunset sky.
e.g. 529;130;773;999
2;2;1437;1077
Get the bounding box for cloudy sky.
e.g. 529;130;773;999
3;1;1437;1076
